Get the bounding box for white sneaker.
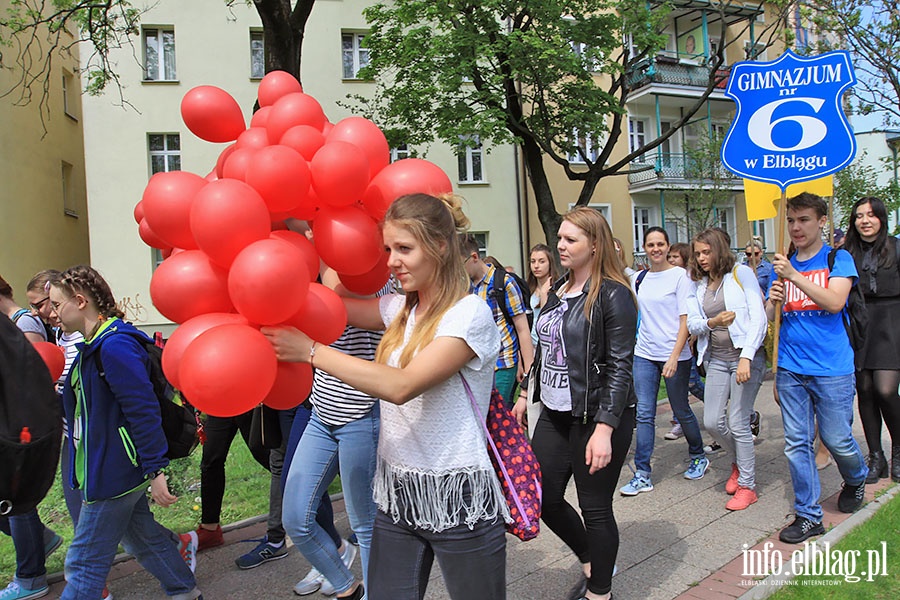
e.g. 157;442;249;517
295;539;358;596
664;423;684;440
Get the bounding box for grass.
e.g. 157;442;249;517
1;440;341;582
767;490;900;599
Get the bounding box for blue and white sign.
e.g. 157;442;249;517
721;50;856;190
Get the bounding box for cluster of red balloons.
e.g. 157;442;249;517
134;71;453;417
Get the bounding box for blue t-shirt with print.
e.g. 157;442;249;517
768;245;858;376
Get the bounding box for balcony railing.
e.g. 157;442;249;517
626;54;730;91
628;152;741;186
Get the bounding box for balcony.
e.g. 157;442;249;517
628;152;742;188
627;53;730;93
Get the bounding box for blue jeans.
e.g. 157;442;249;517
777;369;868;522
283;406;379;594
367;509;506;600
61;487;199;600
0;510;46;589
633;356;704;475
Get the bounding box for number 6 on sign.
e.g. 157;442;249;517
747;97;826;153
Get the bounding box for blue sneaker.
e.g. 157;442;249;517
43;531;62;559
0;581;49;600
620;473;653;496
684;456;710;480
235;538;289;569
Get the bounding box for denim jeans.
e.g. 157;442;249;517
61;438;82;524
0;509;46;589
633;356;704;475
61;487;199;600
777;369;868;522
703;350;766;488
367;509;506;600
532;407;634;596
283;405;379;594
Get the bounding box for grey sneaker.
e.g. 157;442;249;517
310;540;358;596
620;473;653;496
684;456;710;480
664;423;684;440
293;567;325;596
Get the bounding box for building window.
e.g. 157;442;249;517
62;70;77;119
633;207;651;252
629;118;646;153
342;32;369;79
250;30;265;79
458;135;484;183
149;133;181;175
61;161;77;217
143;27;177;81
468;232;488;257
568;130;601;164
744;40;766;61
715;207;734;241
390;143;410;162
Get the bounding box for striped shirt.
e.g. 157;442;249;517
470;265;527;369
310;325;382;426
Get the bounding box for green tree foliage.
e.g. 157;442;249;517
833;152;900;229
355;0;790;246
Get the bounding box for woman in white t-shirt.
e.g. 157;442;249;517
620;227;709;497
264;193;506;600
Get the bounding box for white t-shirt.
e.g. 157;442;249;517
634;267;692;362
374;293;508;532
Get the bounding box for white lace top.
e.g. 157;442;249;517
374;293;509;531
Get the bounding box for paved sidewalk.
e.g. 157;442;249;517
43;379;895;599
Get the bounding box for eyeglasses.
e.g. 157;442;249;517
30;297;50;311
745;252;762;257
49;297;73;313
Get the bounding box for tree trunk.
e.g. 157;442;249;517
521;136;562;251
253;0;315;85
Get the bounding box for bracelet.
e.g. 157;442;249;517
309;341;317;366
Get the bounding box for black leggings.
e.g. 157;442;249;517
531;406;634;596
856;369;900;453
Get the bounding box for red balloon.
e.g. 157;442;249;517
321;121;334;137
327;117;390;180
312;205;383;275
236;127;271;151
150;250;233;324
258;71;304;108
270;230;319;282
228;238;311;325
134;201;145;224
310;142;370;208
222;147;256;181
215;143;237;179
245;145;311;213
290;188;321;221
181;85;246;143
179;324;277;417
285;283;348;345
280;125;326;161
33;341;65;381
141;171;207;249
263;361;313;410
204;170;219;182
338;255;391;296
250;106;272;129
190;179;272;267
162;313;249;389
362;159;453;221
266;93;327;145
138;218;171;250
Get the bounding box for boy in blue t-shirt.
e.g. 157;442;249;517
766;192;868;545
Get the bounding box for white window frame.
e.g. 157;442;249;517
633;206;652;252
458;135;485;184
390;143;411;162
568;129;603;164
342;32;369;79
62;70;77;119
148;133;181;175
714;205;736;243
61;161;78;218
629;118;647;153
469;232;489;257
744;40;767;61
250;29;265;79
143;27;177;81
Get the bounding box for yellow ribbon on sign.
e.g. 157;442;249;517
743;176;834;221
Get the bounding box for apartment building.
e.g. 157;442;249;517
0;0;90;296
81;0;522;333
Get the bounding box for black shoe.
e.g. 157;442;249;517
838;480;866;513
749;411;761;439
779;516;825;544
892;445;900;483
567;576;588;600
865;451;888;484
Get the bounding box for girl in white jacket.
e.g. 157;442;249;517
686;228;768;511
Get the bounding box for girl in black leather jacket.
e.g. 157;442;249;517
514;208;637;600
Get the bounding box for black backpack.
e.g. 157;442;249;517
826;248;869;366
1;315;63;516
488;268;534;331
96;331;200;460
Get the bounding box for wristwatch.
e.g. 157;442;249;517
147;470;163;481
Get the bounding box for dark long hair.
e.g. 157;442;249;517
844;196;895;268
688;228;735;281
526;244;559;293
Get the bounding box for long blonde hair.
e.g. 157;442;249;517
563;207;635;317
374;194;471;367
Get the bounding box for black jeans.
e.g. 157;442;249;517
532;406;635;596
199;411;285;543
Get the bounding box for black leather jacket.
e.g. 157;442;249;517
524;276;637;429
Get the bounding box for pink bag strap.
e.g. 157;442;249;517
460;374;533;529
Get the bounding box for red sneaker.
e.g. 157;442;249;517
102;585;113;600
725;463;740;495
195;524;224;551
725;486;758;511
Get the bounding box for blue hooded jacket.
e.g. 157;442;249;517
62;319;168;502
